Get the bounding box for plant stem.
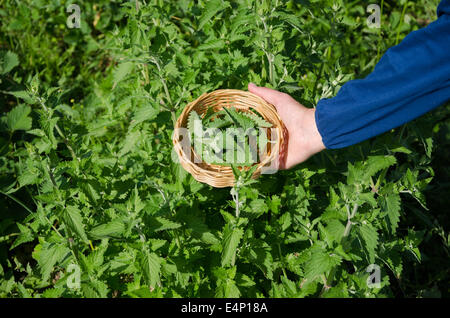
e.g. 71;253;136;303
376;0;385;62
0;233;19;243
234;187;240;218
2;190;64;239
170;110;177;127
343;203;358;237
277;243;287;278
395;2;409;45
37;97;79;162
321;203;358;296
312;61;325;104
1;191;34;214
151;58;177;127
260;15;275;87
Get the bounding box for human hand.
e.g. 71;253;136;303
248;83;326;170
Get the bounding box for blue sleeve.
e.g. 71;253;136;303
315;0;450;149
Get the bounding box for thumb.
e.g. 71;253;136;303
248;83;287;109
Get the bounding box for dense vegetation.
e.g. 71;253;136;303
0;0;448;298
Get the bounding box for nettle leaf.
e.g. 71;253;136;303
379;242;403;278
381;192;401;235
187;110;201;137
268;195;281;214
198;38;226;51
241;111;272;128
0;51;19;74
119;130;140;156
38;242;70;282
11;223;34;250
141;250;161;289
203;106;215;121
197;0;230;30
214;267;241;297
358;192;377;208
357;222;379;263
4;104;32;132
281;276;299;297
113;61;134;88
362;155;397;181
278;212;292;231
89;220;126;239
40;115;59;149
423;136;433;158
17;166;39;188
247;198;268;217
129;185;145;214
215;277;241;298
42;287;64;298
273;11;304;32
205;116;233;129
62;205;89;244
304;246;341;282
79;179;101;205
222;107;255;131
184;215;220;245
3;90;36;104
221;224;243;267
236;272;256;287
147;216;182;232
323;219;345;244
130;104;159;128
149;239;167;251
82;280;109;298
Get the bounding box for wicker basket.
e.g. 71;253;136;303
172;89;287;188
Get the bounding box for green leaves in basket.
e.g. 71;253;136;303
186;107;272;166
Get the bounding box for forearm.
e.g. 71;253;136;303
315;6;450;149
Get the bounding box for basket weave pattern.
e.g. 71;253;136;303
172;89;287;188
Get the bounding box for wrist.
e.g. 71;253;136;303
304;108;326;155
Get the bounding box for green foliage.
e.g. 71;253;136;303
0;51;19;75
188;107;272;166
2;104;32;132
0;0;448;299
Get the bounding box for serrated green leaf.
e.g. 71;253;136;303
221;225;243;267
113;61;134;87
119;130;140;156
198;38;226;50
198;0;229;30
81;279;109;298
382;192;401;235
130;105;159;128
5;104;32;132
0;51;19;74
38;242;70;282
248;199;268;216
89;220;125;239
363;156;397;181
304;246;341;281
3;90;36;104
222;107;255;131
11;223;34;250
63;205;89;244
148;216;182;232
357;222;379;263
141;251;161;288
241;111;272;128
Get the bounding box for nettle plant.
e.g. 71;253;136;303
0;0;446;298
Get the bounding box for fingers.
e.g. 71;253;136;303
248;83;288;110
